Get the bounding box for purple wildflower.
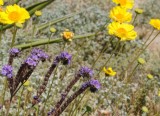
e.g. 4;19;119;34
59;52;72;65
78;67;93;78
9;48;20;57
31;48;49;61
89;79;101;92
25;57;37;67
1;65;13;78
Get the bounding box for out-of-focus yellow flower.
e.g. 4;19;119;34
23;80;30;86
103;67;116;76
147;74;153;79
149;19;160;30
61;29;74;41
138;58;145;65
135;8;143;14
27;87;33;92
112;0;134;9
158;90;160;97
110;6;132;23
142;106;149;113
0;4;30;24
107;22;137;41
35;10;42;17
0;0;3;5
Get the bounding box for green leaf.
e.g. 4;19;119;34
14;33;96;50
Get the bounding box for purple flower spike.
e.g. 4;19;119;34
89;79;101;92
78;67;93;78
1;65;13;78
9;48;20;57
25;57;37;67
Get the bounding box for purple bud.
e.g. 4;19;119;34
78;67;93;78
1;65;13;78
9;48;20;57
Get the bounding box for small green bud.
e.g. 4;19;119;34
15;23;23;28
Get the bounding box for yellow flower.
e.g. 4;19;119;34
142;106;149;113
61;29;74;41
110;6;132;23
147;74;153;79
135;8;143;14
149;19;160;30
35;10;42;17
107;22;137;41
103;67;116;76
0;4;30;24
0;0;3;5
112;0;134;9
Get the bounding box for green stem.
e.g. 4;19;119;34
1;78;7;106
127;64;139;82
91;38;112;68
10;26;17;48
14;33;96;50
97;40;120;76
16;87;24;115
132;13;138;24
124;31;160;75
47;33;53;51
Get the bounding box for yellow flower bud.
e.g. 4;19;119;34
147;74;153;79
135;8;143;14
142;106;149;113
138;58;145;65
50;27;56;33
35;10;42;17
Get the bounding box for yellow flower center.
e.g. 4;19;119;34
117;28;127;36
0;7;3;12
115;13;124;20
118;0;127;5
8;11;21;22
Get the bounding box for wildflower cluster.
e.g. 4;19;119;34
108;0;137;41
